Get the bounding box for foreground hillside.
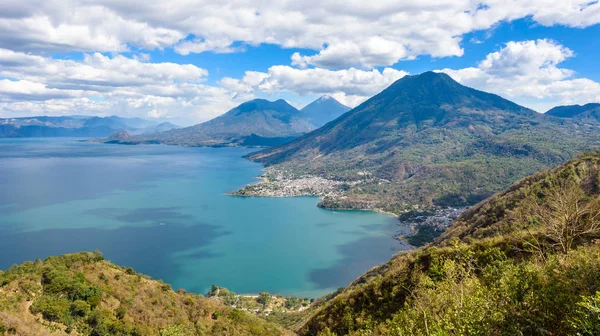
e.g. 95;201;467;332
0;252;287;336
297;153;600;335
244;72;600;214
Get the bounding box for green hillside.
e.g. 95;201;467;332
297;152;600;336
0;252;288;336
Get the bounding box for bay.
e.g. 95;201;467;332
0;138;410;298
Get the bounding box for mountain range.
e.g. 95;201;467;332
107;96;350;147
0;115;179;138
244;71;600;213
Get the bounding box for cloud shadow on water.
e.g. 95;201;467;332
0;222;228;287
309;223;412;290
85;207;194;223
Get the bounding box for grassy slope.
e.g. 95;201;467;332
297;153;600;336
0;252;289;336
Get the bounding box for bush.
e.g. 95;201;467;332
115;306;127;320
71;300;91;317
570;292;600;335
30;296;70;322
257;292;271;308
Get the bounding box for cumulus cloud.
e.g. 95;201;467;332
220;66;408;107
439;39;600;112
1;1;600;68
0;49;238;125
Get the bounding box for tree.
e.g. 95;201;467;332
257;292;272;309
207;284;219;297
533;179;600;254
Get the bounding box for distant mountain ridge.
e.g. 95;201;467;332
0;115;179;138
298;95;351;128
109;98;319;147
546;103;600;121
244;71;600;213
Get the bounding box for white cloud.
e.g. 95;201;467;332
0;49;238;125
220;66;408;107
0;79;80;101
1;1;600;68
439;39;600;112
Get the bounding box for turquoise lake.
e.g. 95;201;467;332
0;138;410;298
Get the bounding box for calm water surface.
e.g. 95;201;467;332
0;138;410;297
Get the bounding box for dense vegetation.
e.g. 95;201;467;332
297;152;600;335
247;72;600;214
0;252;287;336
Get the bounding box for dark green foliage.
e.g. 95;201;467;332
284;296;305;309
257;292;272;308
71;300;91;317
87;309;141;336
569;292;600;335
406;226;443;247
30;296;70;322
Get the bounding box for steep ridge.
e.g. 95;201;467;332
113;99;314;147
244;72;600;213
297;153;600;335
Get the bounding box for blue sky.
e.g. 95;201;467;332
1;1;599;125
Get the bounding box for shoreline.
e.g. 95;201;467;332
229;171;467;248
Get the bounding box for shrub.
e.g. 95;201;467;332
70;300;91;317
569;292;600;335
30;295;70;322
115;306;127;320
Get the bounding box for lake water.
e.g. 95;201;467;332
0;138;410;298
